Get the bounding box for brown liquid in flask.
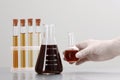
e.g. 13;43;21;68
64;49;79;62
35;24;63;74
64;32;79;62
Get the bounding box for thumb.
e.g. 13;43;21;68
76;58;88;65
76;48;90;59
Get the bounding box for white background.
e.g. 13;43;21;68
0;0;120;71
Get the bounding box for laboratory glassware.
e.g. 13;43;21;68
64;32;79;62
35;24;63;74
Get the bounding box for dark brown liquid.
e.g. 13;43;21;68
35;45;63;74
64;50;79;62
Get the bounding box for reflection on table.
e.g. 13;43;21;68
12;71;63;80
11;71;120;80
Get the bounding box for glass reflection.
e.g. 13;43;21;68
12;73;18;80
12;72;35;80
35;74;63;80
12;71;63;80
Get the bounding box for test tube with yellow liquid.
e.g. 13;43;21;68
13;19;18;68
27;19;33;68
34;19;41;66
20;19;26;68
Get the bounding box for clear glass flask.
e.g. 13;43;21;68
64;32;79;62
35;24;63;74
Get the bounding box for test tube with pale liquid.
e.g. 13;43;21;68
33;19;41;66
20;19;26;68
35;19;41;46
13;19;18;68
27;19;33;67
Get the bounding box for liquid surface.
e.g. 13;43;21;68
64;50;79;62
35;45;63;74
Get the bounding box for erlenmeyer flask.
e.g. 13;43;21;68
35;24;63;74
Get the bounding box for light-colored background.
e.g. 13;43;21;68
0;0;120;71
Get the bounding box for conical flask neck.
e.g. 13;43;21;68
42;24;56;45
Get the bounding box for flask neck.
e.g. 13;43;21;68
42;24;56;45
68;32;75;47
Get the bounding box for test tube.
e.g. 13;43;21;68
35;19;41;46
27;18;33;67
20;19;26;68
13;19;18;68
34;19;41;67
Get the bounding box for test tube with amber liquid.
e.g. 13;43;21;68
20;19;26;68
13;19;18;68
27;19;33;67
34;19;41;66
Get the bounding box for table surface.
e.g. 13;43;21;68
1;67;120;80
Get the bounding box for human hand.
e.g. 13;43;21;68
75;39;120;65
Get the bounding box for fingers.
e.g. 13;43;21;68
76;48;90;59
76;58;88;65
64;48;90;65
75;48;90;65
75;40;89;50
75;39;98;50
